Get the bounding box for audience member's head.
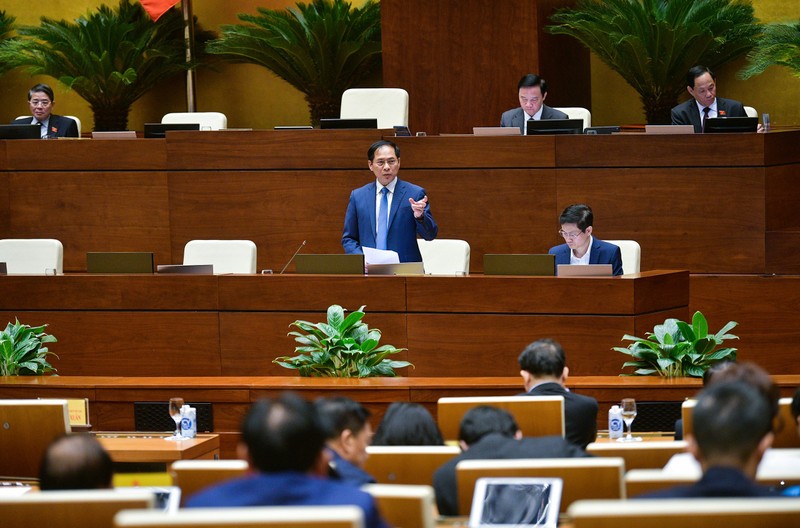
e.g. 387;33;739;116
690;380;773;477
458;406;521;451
791;387;800;437
39;434;113;490
372;402;444;446
315;396;373;468
705;361;781;426
518;338;568;390
240;392;328;475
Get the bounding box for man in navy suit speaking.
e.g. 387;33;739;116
12;84;78;138
342;140;438;263
549;204;623;276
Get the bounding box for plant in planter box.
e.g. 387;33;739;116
274;304;411;377
0;319;58;376
614;311;737;377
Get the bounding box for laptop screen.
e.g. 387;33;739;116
469;478;562;527
483;254;555;276
526;119;583;135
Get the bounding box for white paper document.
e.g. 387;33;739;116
363;247;400;265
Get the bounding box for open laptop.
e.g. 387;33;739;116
473;127;520;136
294;254;364;275
368;262;425;276
87;252;154;274
0;124;40;140
557;264;613;277
526;119;583;135
319;118;378;130
156;264;214;275
92;130;137;139
704;116;758;133
644;124;695;135
469;477;562;527
143;122;200;138
483;254;555;276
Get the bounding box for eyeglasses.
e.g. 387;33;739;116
559;230;584;239
29;99;52;107
373;158;397;168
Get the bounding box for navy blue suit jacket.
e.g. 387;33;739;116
521;382;598;449
549;238;623;276
670;97;747;133
500;105;569;134
12;114;79;138
342;178;437;263
636;466;779;498
185;471;389;528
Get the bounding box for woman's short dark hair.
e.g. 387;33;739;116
372;402;444;446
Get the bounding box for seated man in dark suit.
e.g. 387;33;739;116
39;434;113;490
186;393;388;528
315;396;377;486
432;405;589;516
549;204;623;275
518;338;598;448
12;83;79;138
501;74;568;134
640;380;779;498
670;65;749;133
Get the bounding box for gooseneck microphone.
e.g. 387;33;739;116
279;240;307;274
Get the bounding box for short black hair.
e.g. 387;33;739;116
687;65;715;89
368;140;400;161
28;83;55;102
792;387;800;421
459;406;518;446
315;396;371;440
39;434;113;490
517;74;548;95
242;392;327;473
372;402;444;446
559;204;593;231
518;338;566;378
706;361;780;424
692;381;772;464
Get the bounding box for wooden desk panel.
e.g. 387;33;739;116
393;136;556;168
3;138;167;171
97;433;220;463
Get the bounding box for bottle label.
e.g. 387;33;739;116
610;417;623;432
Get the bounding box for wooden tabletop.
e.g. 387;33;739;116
96;433;219;463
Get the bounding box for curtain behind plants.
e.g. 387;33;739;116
548;0;761;123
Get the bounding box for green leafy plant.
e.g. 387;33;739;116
0;10;15;76
0;0;214;130
206;0;382;126
740;21;800;79
0;319;58;376
275;304;411;377
614;311;738;377
548;0;761;123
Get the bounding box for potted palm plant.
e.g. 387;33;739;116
206;0;382;126
274;304;411;377
0;319;58;376
0;0;213;131
547;0;761;123
0;11;14;76
740;21;800;79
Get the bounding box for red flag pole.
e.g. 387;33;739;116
182;0;197;112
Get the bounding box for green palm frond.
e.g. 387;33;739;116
740;21;800;79
548;0;761;123
206;0;382;125
0;10;16;75
0;0;214;131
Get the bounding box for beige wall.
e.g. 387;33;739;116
1;0;797;130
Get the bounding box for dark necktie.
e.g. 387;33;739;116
702;107;710;133
376;187;389;250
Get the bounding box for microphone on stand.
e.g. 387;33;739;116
279;240;307;274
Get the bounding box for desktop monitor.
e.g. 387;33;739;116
526;119;584;135
704;116;758;133
319;118;378;129
0;124;40;140
143;122;200;138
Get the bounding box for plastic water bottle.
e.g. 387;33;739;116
609;405;623;440
180;405;197;438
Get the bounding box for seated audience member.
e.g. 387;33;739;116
186;393;388;528
11;83;79;138
39;434;113;490
671;65;750;133
500;73;568;134
641;381;779;498
371;402;444;446
518;338;598;448
549;204;623;275
315;396;377;486
432;405;589;516
783;387;800;496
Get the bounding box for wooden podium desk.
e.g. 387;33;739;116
96;433;219;464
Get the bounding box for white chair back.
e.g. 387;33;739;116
115;505;365;528
417;239;470;275
341;88;409;128
0;238;63;274
162;112;228;130
553;107;592;129
362;484;436;528
744;106;758;118
183;240;257;274
605;239;641;274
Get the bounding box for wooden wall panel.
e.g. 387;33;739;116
0;172;7;237
3;139;166;171
8;171;172;271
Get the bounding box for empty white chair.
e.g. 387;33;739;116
162;112;228;130
553;107;592;129
0;238;63;275
605;239;641;275
744;106;758;118
183;240;257;274
417;239;470;275
340;88;409;128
